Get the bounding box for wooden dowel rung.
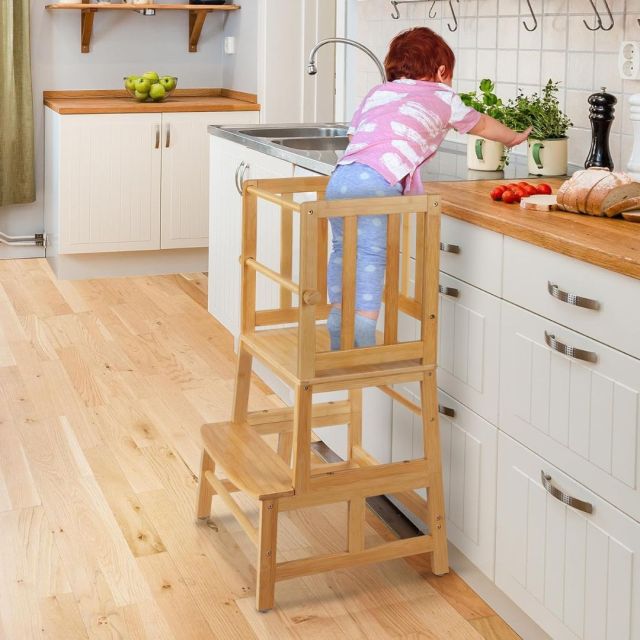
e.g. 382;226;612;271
245;186;302;211
205;471;258;545
245;258;299;294
377;385;421;416
384;214;401;345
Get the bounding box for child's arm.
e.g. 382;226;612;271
469;114;532;148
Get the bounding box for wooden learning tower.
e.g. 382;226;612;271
196;175;448;611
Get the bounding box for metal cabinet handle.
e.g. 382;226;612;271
234;161;250;195
438;404;455;418
547;282;600;310
541;471;593;514
544;331;598;363
165;123;171;148
234;161;245;194
439;285;459;297
440;242;460;254
154;124;160;149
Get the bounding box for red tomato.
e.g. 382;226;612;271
512;187;526;199
523;184;538;196
536;183;552;195
517;182;531;188
506;183;520;190
501;190;517;204
490;187;504;201
494;185;508;194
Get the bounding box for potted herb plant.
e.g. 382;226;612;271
460;79;509;171
507;80;573;176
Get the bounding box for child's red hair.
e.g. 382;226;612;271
384;27;455;82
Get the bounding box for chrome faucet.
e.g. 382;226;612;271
307;37;386;84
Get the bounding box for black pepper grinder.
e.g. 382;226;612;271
585;87;617;170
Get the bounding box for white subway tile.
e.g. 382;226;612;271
477;49;497;80
567;126;591;165
567;15;596;51
498;17;519;48
478;0;498;16
457;17;479;49
542;15;568;50
518;52;542;85
594;20;624;53
499;0;520;15
457;49;478;79
594;53;622;93
519;20;543;49
497;50;518;82
541;51;566;85
477;17;497;48
566;51;595;89
544;0;568;13
566;89;591;129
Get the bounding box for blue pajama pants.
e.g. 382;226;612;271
325;162;403;313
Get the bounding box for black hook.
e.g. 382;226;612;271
522;0;538;31
428;0;437;19
447;0;458;32
583;0;613;31
391;1;400;19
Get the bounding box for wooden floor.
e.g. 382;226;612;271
0;259;520;640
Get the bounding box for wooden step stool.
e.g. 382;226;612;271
196;175;448;611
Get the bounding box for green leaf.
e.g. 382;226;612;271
479;78;494;92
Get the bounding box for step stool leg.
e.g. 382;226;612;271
276;431;293;465
347;389;363;458
195;450;215;520
420;370;449;575
348;498;365;553
232;344;253;424
256;499;279;612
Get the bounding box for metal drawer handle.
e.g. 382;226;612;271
440;242;460;254
438;404;455;418
235;161;250;195
439;285;459;297
541;471;593;514
544;331;598;363
165;123;171;148
547;282;600;310
154;124;160;149
234;161;245;194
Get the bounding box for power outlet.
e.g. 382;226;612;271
619;41;640;80
224;36;235;55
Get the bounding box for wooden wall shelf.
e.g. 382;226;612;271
45;3;240;53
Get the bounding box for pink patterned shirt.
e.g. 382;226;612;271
338;79;481;194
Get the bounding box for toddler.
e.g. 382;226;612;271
326;27;531;350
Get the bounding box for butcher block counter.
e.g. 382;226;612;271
44;88;260;115
427;178;640;280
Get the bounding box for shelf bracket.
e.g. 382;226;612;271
189;10;207;52
80;7;96;53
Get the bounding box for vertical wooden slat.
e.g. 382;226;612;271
231;345;253;424
195;451;215;519
241;184;258;334
256;499;279;611
292;383;313;492
341;216;358;350
298;203;318;380
348;498;366;553
279;199;293;309
401;213;410;297
384;214;401;345
415;212;425;303
421;199;441;366
317;217;328;304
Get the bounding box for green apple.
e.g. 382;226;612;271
134;77;151;94
160;76;176;92
149;83;166;101
142;71;160;83
124;75;139;92
134;90;149;102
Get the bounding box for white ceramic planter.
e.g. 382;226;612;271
467;135;506;171
527;137;568;176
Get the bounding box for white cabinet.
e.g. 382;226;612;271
208;137;294;338
500;301;640;522
54;112;162;253
496;432;640;640
45;109;258;256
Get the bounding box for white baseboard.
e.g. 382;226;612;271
0;245;46;260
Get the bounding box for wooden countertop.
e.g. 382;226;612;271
425;178;640;280
44;88;260;115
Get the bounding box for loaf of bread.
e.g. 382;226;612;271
556;168;640;217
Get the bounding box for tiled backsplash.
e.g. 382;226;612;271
347;0;640;170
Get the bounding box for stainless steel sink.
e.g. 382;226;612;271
273;137;349;151
238;126;349;139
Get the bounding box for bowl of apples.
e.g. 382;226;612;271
124;72;178;102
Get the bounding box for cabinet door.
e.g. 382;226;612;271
161;112;258;249
59;114;161;253
500;301;640;522
496;432;640;640
208;139;293;338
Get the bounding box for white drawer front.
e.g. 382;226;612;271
503;237;640;359
390;387;497;579
438;273;501;424
440;216;503;296
496;433;640;640
500;301;640;521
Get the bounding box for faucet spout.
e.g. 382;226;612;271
307;37;386;84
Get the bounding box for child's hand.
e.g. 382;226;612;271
507;126;533;148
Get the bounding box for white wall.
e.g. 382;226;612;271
222;0;258;93
1;0;229;256
344;0;640;169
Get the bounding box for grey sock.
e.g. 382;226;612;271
354;314;377;348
